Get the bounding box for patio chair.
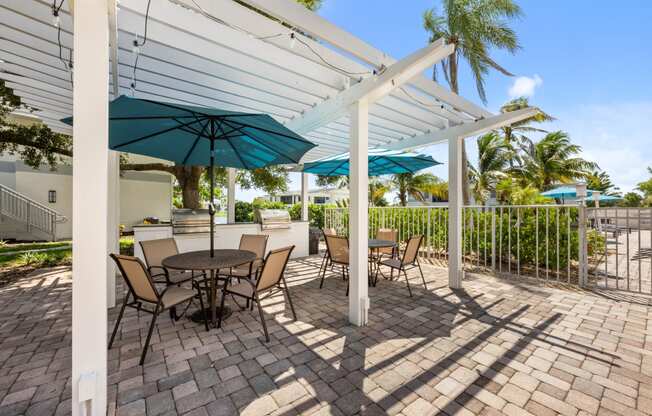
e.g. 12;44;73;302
218;246;296;342
318;228;337;279
375;228;398;260
139;238;198;286
109;254;207;365
320;234;349;291
379;235;427;297
225;234;269;281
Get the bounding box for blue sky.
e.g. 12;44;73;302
238;0;652;201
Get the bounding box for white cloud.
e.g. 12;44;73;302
508;74;543;98
553;101;652;193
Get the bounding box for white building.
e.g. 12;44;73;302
265;187;348;205
0;154;173;240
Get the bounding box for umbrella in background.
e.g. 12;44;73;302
540;186;622;202
301;148;440;176
64;95;315;256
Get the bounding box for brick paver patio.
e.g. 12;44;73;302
0;256;651;415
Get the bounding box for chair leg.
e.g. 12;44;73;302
140;304;160;366
403;268;413;297
109;292;130;349
217;288;227;329
281;277;297;321
195;282;209;332
345;266;350;297
417;260;428;291
254;293;269;342
319;258;328;289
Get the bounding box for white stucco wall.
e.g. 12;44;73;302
0;161;172;240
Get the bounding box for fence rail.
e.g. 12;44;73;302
0;184;64;240
325;205;590;287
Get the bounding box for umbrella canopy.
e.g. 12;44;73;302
540;186;622;201
63;95;315;169
301;148;440;177
63;95;315;258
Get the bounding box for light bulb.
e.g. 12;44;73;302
52;13;60;27
289;33;296;49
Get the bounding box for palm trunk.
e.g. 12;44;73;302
449;52;472;205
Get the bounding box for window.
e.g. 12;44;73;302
280;195;293;204
313;196;326;204
48;190;56;203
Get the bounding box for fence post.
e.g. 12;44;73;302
578;202;587;287
491;207;496;270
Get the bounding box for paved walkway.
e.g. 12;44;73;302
0;258;651;415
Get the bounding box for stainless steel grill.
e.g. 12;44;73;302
172;209;211;234
256;209;291;230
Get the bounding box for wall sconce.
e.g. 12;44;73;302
48;190;57;203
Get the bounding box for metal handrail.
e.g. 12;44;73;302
0;184;65;240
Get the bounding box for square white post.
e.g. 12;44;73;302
72;0;109;414
448;136;463;289
227;168;236;224
107;151;120;308
301;173;309;222
348;99;369;326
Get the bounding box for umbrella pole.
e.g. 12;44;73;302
209;139;215;258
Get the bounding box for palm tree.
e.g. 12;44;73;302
391;172;447;206
513;131;597;191
499;97;554;148
423;0;522;204
586;169;620;196
369;179;390;206
468;131;512;203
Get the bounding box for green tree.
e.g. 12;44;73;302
469;131;511;203
586;169;620;196
513;131;597;191
369;179;390;207
620;192;643;207
391;172;447;206
423;0;522;203
499;97;554;153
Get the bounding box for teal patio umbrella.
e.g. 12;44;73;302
301;148;440;176
64;95;315;256
540;186;622;202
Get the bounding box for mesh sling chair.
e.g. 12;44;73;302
139;238;200;286
318;228;337;279
379;235;428;297
218;246;296;342
320;234;349;292
225;234;268;281
375;228;398;260
109;254;207;365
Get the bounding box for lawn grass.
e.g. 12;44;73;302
0;248;72;268
0;240;71;254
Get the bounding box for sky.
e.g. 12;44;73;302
237;0;652;202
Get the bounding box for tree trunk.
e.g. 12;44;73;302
448;51;472;205
121;162;204;209
174;166;203;210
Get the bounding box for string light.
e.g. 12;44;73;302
130;0;152;94
289;32;296;49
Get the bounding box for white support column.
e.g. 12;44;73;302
227;168;236;224
448;136;463;289
72;0;109;414
348;99;369;326
107;151;120;308
301;173;309;222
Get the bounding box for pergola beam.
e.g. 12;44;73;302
387;107;540;151
286;39;453;134
237;0;492;119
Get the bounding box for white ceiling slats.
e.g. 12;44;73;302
0;0;492;161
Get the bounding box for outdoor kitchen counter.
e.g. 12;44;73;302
133;221;309;262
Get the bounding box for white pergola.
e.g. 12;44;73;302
0;0;537;413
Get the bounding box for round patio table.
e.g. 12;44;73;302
368;239;396;286
162;249;256;327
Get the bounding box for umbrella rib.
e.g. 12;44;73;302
216;122;249;170
221;119;315;147
182;119;210;165
110;115;198;120
112;118;206;149
324;159;349;177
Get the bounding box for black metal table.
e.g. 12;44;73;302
162;249;256;327
368;239;396;285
